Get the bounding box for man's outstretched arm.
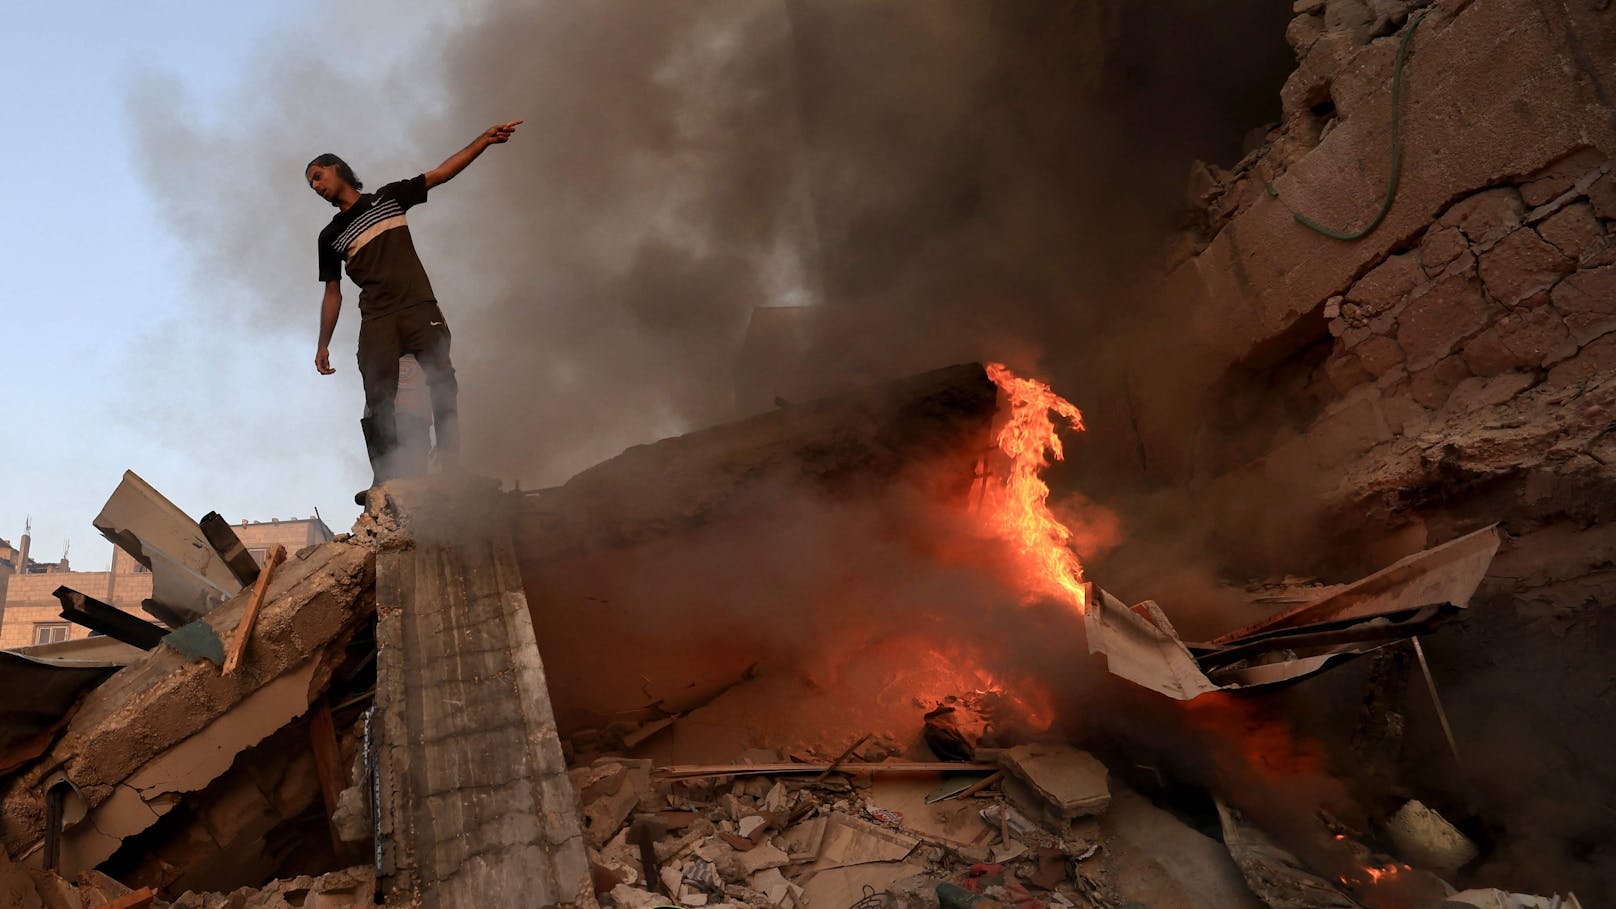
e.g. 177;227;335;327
424;120;523;189
315;280;341;375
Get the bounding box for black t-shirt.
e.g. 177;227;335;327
317;175;437;319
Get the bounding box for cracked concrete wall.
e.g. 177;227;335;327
1076;0;1616;895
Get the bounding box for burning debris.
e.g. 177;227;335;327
0;360;1572;908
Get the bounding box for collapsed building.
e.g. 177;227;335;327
2;0;1613;907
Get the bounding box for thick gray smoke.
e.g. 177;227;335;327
129;0;1293;488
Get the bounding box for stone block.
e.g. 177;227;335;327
1549;266;1616;344
1347;252;1425;316
1324;0;1372;42
1410;356;1472;409
1440;187;1525;249
1308;387;1392;467
1588;170;1616;220
1397;274;1492;371
1519;147;1607;208
1537;203;1606;263
1463;306;1570;375
1378;387;1431;436
1477;228;1574;306
999;744;1110;819
1385;800;1480;873
1357;334;1405;377
1546;334;1616;389
1444;373;1536;415
1419;225;1470;275
1287;13;1326;56
1460;325;1516;377
1324;351;1372;393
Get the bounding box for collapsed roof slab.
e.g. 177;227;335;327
512;363;1000;731
518;362;999;561
0;539;374;874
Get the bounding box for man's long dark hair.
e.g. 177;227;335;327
306;153;363;191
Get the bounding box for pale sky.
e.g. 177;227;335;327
0;2;474;569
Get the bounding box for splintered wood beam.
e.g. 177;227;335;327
223;544;287;676
309;699;347;854
655;761;996;781
101;888;157;909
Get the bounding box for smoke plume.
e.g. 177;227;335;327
129;0;1294;488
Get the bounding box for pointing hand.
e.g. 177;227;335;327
482;120;524;145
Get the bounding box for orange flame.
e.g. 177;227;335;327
981;363;1089;614
1339;862;1412;888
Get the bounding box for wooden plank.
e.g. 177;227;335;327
100;887;156;909
222;544;286;676
308;699;345;853
656;761;996;781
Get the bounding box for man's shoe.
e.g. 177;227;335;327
354;488;371;508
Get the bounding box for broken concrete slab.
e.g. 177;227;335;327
93;471;242;627
53;660;320;873
518;363;998;562
997;745;1109;822
1385;799;1479;873
0;539;373;873
1101;786;1263;909
571;759;653;848
736;841;790;875
810;811;920;870
866;778;993;848
800;860;927;909
1214;799;1361;909
372;481;596;908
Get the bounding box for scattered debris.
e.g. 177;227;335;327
1214;799;1362;909
1083;526;1503;699
1442;890;1584;909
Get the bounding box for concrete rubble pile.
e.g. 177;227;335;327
0;0;1608;905
0;362;1582;907
25;347;1616;909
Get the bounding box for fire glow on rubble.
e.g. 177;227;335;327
981;362;1090;615
1341;861;1415;895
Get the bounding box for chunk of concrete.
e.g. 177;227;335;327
998;744;1110;820
1385;799;1479;873
1102;787;1263;909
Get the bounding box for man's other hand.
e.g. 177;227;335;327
482;120;524;145
315;347;335;375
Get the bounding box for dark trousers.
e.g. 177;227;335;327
357;302;459;482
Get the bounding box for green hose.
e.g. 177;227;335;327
1265;9;1429;241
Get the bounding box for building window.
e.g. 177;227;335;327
249;548;268;566
33;623;70;645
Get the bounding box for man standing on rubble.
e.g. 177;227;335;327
306;120;522;504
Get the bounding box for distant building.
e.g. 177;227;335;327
0;516;333;650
